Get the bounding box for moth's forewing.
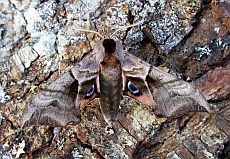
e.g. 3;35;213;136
121;52;155;107
22;72;80;128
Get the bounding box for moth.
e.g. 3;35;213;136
22;29;210;128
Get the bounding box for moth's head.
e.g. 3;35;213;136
102;38;116;54
100;38;126;64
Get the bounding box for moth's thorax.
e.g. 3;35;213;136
100;54;120;69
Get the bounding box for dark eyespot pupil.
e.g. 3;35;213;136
127;81;141;96
85;84;95;98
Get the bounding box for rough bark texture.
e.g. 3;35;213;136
0;0;230;159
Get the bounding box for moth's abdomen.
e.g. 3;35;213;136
99;64;122;127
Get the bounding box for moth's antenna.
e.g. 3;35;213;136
111;22;142;36
75;28;104;39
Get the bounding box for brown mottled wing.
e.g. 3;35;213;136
22;72;79;128
22;51;100;128
147;66;210;117
122;52;210;118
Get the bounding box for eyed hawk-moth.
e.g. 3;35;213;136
21;35;210;128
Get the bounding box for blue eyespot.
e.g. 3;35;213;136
85;84;95;98
127;81;141;96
